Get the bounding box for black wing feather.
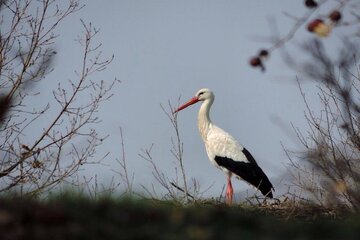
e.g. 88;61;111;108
214;151;274;198
242;147;257;165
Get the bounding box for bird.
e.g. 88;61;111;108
174;88;274;204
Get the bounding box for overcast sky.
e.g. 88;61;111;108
31;0;348;199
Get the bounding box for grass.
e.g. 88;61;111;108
0;193;360;240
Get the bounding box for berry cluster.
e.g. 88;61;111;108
249;0;343;71
249;50;269;72
305;1;342;37
307;10;342;37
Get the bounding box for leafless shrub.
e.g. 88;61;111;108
82;175;121;200
139;143;183;202
112;127;135;197
0;0;118;196
137;101;210;204
161;101;191;201
286;39;360;210
247;0;360;211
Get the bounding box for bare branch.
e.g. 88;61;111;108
0;0;119;195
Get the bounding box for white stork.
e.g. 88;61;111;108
174;88;274;204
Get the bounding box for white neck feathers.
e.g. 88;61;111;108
198;98;213;141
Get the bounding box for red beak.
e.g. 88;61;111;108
174;96;199;113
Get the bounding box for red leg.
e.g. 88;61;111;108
226;176;234;205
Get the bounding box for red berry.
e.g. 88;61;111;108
249;57;262;67
307;19;323;32
305;0;318;8
258;49;269;59
249;57;265;72
307;19;332;37
329;10;341;22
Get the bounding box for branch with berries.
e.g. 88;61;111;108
249;0;352;72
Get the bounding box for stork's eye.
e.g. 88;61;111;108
198;92;204;96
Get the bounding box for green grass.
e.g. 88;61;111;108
1;194;360;240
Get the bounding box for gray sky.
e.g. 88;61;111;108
34;0;347;198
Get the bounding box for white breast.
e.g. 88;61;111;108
203;124;250;170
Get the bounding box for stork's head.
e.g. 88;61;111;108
195;88;214;101
174;88;214;113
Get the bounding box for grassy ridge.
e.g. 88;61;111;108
0;195;360;239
